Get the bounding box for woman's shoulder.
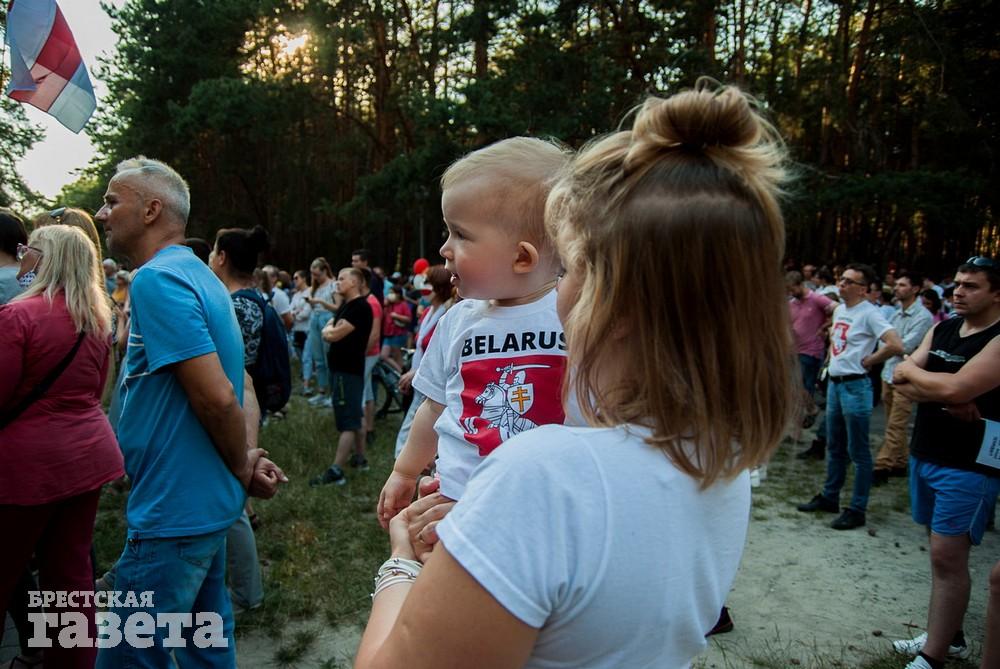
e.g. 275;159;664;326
488;424;646;478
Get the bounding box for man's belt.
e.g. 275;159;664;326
828;373;867;383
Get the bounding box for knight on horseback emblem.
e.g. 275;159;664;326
462;362;549;440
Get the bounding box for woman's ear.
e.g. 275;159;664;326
512;241;540;275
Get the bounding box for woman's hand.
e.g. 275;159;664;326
405;478;456;563
388;508;418;561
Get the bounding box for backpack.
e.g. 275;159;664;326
234;289;291;412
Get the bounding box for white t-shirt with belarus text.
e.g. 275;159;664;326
828;300;893;376
438;423;750;669
413;290;567;500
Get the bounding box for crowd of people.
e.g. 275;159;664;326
786;257;1000;669
0;78;997;669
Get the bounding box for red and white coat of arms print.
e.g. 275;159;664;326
457;354;566;456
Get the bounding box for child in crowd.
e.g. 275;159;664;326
378;137;570;523
356;81;794;668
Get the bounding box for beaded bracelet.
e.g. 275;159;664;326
371;557;423;599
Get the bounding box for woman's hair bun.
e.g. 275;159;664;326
629;79;761;158
249;224;270;253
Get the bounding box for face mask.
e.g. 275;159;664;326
17;270;36;289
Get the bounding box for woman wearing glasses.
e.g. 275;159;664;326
0;207;28;304
0;225;125;669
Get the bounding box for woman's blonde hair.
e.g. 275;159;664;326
547;79;794;487
13;225;113;337
32;207;102;251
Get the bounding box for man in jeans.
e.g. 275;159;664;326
872;270;933;485
96;157;284;667
796;263;903;530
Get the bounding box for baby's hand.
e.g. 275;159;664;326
377;470;419;529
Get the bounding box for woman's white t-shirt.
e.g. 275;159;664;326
437;423;750;669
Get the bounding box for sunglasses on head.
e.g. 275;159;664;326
49;206;67;222
965;256;996;269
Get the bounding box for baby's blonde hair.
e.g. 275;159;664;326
13;225;113;337
441;137;569;248
547;79;795;488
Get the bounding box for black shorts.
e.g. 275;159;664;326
331;371;364;432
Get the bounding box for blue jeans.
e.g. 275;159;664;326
821;377;873;512
798;354;822;396
95;528;235;668
306;310;331;390
226;510;262;611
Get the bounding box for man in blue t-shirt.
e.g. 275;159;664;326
95;156;285;668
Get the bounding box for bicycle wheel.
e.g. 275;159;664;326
373;374;394;418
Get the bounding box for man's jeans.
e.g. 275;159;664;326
822;377;874;512
96;528;235;668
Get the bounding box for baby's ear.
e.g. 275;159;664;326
512;241;540;274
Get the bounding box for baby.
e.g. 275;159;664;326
378;137;570;524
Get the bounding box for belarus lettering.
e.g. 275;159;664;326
461;331;566;357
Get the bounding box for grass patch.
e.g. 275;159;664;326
91;389;401;641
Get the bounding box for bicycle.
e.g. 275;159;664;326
371;348;413;419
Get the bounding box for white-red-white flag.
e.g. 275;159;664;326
4;0;97;133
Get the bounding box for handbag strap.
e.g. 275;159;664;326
0;330;87;431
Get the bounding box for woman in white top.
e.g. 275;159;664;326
289;269;313;362
303;257;336;397
354;80;795;668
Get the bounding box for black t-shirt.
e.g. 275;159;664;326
370;274;385;306
327;296;373;376
910;316;1000;476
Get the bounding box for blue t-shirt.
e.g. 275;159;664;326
117;245;247;539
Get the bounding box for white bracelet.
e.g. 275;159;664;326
371;557;422;599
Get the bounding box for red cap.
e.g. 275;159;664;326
413;258;429;275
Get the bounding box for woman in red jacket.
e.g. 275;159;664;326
0;224;125;668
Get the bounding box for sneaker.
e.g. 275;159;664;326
796;439;826;460
310;465;346;487
830;508;866;530
797;494;839;513
892;632;971;660
706;606;734;636
308;394;330;407
750;468;761;488
903;656;934;669
348;453;370;472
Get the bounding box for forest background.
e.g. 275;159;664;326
1;0;997;274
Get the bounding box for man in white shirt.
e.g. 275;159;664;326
873;271;933;485
797;263;903;530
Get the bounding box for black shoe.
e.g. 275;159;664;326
348;453;370;472
888;466;908;478
797;494;839;513
796;439;826;460
872;469;890;486
831;508;866;530
706;606;734;636
801;412;818;429
366;430;376;446
310;465;346;487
